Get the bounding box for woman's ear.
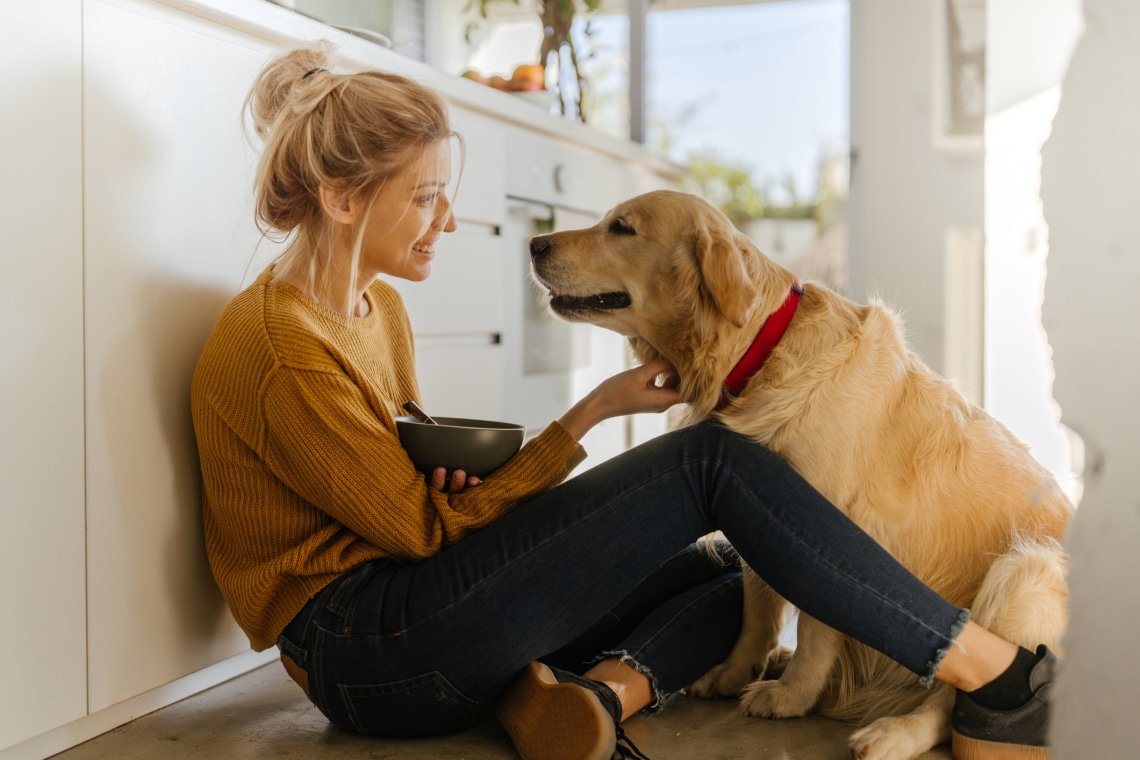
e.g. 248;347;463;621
317;183;358;225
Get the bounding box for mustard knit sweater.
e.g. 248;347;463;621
191;268;586;651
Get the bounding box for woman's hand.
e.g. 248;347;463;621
431;467;481;494
558;357;682;441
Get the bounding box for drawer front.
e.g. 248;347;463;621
388;229;505;337
504;124;607;214
449;106;506;227
414;340;505;423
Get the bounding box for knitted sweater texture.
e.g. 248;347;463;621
191;268;585;651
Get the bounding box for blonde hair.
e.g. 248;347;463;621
244;42;460;306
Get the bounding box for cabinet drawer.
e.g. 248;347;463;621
414;341;505;422
389;229;505;337
503;124;607;214
449;106;506;226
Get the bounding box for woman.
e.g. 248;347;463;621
191;44;1055;760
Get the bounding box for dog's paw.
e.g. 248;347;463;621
738;678;814;719
848;717;929;760
688;661;761;698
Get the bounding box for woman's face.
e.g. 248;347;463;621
357;140;457;283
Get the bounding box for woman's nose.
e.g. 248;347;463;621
436;195;456;232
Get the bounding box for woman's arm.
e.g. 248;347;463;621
437;358;681;492
558;358;681;441
262;367;583;560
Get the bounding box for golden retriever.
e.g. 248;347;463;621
528;190;1073;760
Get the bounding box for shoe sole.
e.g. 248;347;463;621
952;731;1050;760
496;661;616;760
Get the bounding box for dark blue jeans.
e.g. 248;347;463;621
278;420;967;738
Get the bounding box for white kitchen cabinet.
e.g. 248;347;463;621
387;227;508;421
81;0;276;712
449;106;507;227
392;229;506;337
0;1;88;751
413;339;507;421
503;124;607;213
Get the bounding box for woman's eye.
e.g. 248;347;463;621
417;194;437;206
609;217;635;235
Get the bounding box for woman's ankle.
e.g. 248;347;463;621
936;621;1020;692
583;657;653;721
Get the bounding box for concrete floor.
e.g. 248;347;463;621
50;663;955;759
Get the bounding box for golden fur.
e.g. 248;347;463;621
530;190;1073;760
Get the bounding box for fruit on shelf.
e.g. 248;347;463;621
506;64;546;92
460;65;545;93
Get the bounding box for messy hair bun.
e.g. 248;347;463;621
244;42;455;245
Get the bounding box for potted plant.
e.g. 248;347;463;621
470;0;602;121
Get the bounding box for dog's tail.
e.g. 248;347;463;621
969;535;1070;655
818;645;934;724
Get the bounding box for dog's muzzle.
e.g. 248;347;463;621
530;236;631;312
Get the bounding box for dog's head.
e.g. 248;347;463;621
529;190;797;409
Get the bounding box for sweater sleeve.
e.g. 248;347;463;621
261;365;585;562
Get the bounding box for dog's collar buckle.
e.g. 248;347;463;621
716;281;804;411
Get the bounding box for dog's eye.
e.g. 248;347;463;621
608;217;636;236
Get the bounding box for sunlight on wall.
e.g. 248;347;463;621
984;86;1082;502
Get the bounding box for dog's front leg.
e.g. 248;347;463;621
739;613;841;718
688;563;790;698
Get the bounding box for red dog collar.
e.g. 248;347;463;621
716;282;804;411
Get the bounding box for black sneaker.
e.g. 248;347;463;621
497;661;650;760
951;645;1057;760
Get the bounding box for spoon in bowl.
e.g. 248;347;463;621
402;400;439;425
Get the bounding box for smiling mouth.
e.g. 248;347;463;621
549;290;632;312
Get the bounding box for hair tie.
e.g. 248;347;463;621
302;67;328;80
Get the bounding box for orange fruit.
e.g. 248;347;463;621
508;63;546;91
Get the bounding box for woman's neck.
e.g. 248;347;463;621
274;247;370;317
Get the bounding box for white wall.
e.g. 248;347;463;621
1039;0;1140;754
848;0;984;375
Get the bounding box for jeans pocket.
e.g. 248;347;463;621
337;671;480;737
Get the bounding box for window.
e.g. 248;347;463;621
440;0;850;289
646;0;850;291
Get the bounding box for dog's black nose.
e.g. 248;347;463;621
530;236;551;259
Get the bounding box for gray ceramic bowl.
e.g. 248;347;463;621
395;416;526;479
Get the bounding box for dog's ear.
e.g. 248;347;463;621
693;218;755;328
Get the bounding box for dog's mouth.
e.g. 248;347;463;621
548;289;632;313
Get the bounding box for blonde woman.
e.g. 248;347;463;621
191;44;1057;760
